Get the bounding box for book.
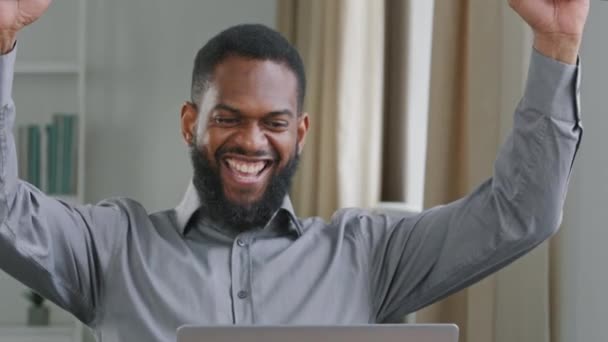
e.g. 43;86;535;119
46;123;57;194
69;115;79;194
40;122;48;192
62;115;71;194
53;114;65;194
51;113;79;195
20;114;80;195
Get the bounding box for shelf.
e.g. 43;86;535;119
15;64;80;75
0;325;77;342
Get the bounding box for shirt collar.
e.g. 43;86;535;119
174;181;303;236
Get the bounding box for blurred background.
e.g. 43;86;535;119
1;1;607;342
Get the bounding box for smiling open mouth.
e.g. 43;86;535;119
223;158;273;181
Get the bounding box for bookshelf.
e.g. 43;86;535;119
2;0;88;340
13;0;87;204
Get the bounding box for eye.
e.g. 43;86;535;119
265;120;289;131
214;116;240;127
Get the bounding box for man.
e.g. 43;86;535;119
0;0;587;341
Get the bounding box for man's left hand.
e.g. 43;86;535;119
510;0;590;64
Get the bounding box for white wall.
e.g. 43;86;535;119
558;2;608;342
84;0;277;211
0;0;276;327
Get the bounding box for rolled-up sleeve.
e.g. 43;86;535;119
362;49;582;323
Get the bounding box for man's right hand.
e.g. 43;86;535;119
0;0;52;54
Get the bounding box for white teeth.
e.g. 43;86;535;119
226;159;265;174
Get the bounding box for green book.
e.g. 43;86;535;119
53;114;65;194
45;114;79;194
70;116;79;194
62;115;74;194
46;123;57;194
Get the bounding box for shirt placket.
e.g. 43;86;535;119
230;232;254;324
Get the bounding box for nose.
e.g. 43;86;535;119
233;121;269;154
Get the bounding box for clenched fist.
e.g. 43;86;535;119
0;0;52;53
510;0;590;64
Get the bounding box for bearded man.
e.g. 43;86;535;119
0;0;587;341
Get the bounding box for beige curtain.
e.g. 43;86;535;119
277;0;385;218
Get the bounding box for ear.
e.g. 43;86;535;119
296;113;310;155
181;102;198;146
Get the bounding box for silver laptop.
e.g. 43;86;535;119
177;325;459;342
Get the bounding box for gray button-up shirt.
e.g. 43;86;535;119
0;46;581;342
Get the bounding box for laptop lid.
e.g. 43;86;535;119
177;324;459;342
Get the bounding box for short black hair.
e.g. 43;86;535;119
191;24;306;112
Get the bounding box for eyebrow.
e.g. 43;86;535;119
213;103;294;118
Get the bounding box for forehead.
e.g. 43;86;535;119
209;56;298;112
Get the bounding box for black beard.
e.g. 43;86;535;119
189;144;299;232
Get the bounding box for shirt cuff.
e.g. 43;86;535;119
0;44;16;109
523;48;581;125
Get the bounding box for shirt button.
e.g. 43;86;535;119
236;239;246;247
237;290;248;299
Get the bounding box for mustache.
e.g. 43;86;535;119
215;146;279;161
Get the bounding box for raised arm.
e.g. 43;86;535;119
361;0;588;322
0;1;126;324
